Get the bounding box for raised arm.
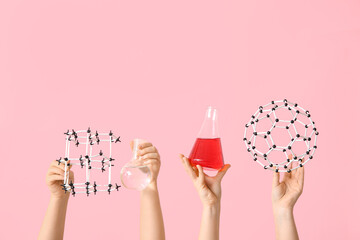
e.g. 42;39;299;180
180;154;230;240
136;141;165;240
272;157;304;240
38;161;74;240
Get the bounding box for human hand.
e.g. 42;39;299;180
272;156;304;212
180;154;230;207
131;140;161;189
46;160;74;200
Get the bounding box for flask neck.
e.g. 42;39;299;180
198;106;219;138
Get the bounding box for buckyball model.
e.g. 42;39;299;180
243;99;319;173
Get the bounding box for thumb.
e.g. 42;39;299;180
216;164;231;181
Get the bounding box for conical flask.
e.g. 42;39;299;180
120;139;151;191
189;106;224;172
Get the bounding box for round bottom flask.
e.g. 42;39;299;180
121;165;151;190
120;139;151;191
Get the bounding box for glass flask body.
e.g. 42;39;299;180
120;139;151;191
189;106;224;172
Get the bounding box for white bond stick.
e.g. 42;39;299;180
89;145;93;180
243;99;319;173
66;136;71;185
108;134;112;185
64;137;69;185
85;131;89;183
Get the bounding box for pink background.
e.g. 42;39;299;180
1;1;359;239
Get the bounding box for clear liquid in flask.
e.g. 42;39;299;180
120;165;151;191
120;139;152;191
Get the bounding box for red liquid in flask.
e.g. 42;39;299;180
189;138;224;170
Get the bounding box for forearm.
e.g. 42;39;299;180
199;203;221;240
140;182;165;240
38;196;69;240
273;207;299;240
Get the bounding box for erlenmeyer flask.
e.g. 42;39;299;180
189;106;224;172
120;139;151;191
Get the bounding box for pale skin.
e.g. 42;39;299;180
38;160;74;240
134;140;165;240
272;155;304;240
179;154;230;240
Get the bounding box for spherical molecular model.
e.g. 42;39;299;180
243;99;319;173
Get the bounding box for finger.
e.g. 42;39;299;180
69;170;75;182
288;155;300;177
138;146;157;156
130;140;134;150
130;139;150;150
48;174;65;182
272;167;280;187
196;165;205;182
50;160;72;175
138;142;153;150
180;154;197;180
295;158;303;177
48;166;65;176
51;160;59;167
296;163;305;186
291;163;298;178
192;166;199;176
284;161;293;180
143;159;159;166
51;162;65;171
51;160;66;169
139;153;159;160
51;160;72;171
215;164;231;181
180;154;192;174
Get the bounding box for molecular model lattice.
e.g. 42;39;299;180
243;99;319;173
57;128;122;196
